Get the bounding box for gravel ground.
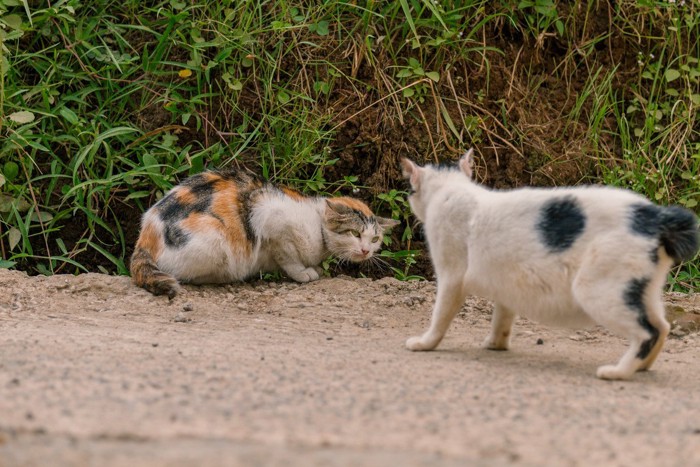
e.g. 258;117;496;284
1;269;700;466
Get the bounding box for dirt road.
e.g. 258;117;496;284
1;269;700;466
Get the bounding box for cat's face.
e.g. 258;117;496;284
323;199;399;262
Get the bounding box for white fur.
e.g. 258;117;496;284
402;151;680;380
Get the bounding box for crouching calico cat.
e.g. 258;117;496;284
401;150;699;380
131;170;398;298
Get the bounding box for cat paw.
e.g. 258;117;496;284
406;335;437;351
596;364;634;381
292;268;320;283
483;336;509;351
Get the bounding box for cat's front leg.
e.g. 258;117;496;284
281;263;320;283
406;277;467;351
273;250;320;283
483;303;515;350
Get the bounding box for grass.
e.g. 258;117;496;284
0;0;698;291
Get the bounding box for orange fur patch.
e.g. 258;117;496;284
329;197;373;216
181;212;224;234
202;172;223;183
209;183;253;255
175;187;196;205
135;221;163;262
281;186;306;201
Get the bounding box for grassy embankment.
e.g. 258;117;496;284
0;1;698;289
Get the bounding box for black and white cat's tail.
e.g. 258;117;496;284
130;246;180;299
659;206;699;263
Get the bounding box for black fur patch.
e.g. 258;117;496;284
157;189;213;221
630;203;700;263
155;179;216;250
238;188;259;245
659;205;699;263
157;193;187;221
189;180;216;198
623;277;659;360
164;224;189;248
629;203;661;237
537;196;586;252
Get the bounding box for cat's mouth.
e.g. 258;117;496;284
351;252;371;262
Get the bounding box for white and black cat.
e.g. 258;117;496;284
402;149;698;380
131;170;398;298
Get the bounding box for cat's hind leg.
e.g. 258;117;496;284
637;296;670;371
574;267;669;380
483;304;516;350
406;276;468;351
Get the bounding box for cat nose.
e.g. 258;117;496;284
361;248;370;256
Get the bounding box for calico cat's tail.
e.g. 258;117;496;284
130;246;180;299
659;206;699;263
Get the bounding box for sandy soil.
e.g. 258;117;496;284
1;268;700;466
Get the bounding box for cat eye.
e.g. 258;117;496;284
371;236;380;243
349;230;361;237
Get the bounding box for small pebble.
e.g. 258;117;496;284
182;303;194;312
536;338;544;345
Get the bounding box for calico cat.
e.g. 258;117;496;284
401;149;699;380
131;170;398;298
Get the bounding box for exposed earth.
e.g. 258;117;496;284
2;269;700;466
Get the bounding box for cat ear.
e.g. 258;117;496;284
459;149;474;179
325;200;353;217
376;217;400;230
400;158;422;189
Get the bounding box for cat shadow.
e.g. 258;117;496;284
429;345;663;383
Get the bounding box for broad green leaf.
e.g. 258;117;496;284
1;14;22;30
0;260;16;269
8;110;34;124
403;88;415;97
143;153;159;173
30;210;53;223
315;20;329;36
665;69;681;82
0;194;30;212
426;71;440;82
59;107;79;125
8;226;21;250
56;237;68;254
277;90;290;104
4;161;19;181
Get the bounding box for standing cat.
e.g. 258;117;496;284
131;170;398;298
401;149;698;380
